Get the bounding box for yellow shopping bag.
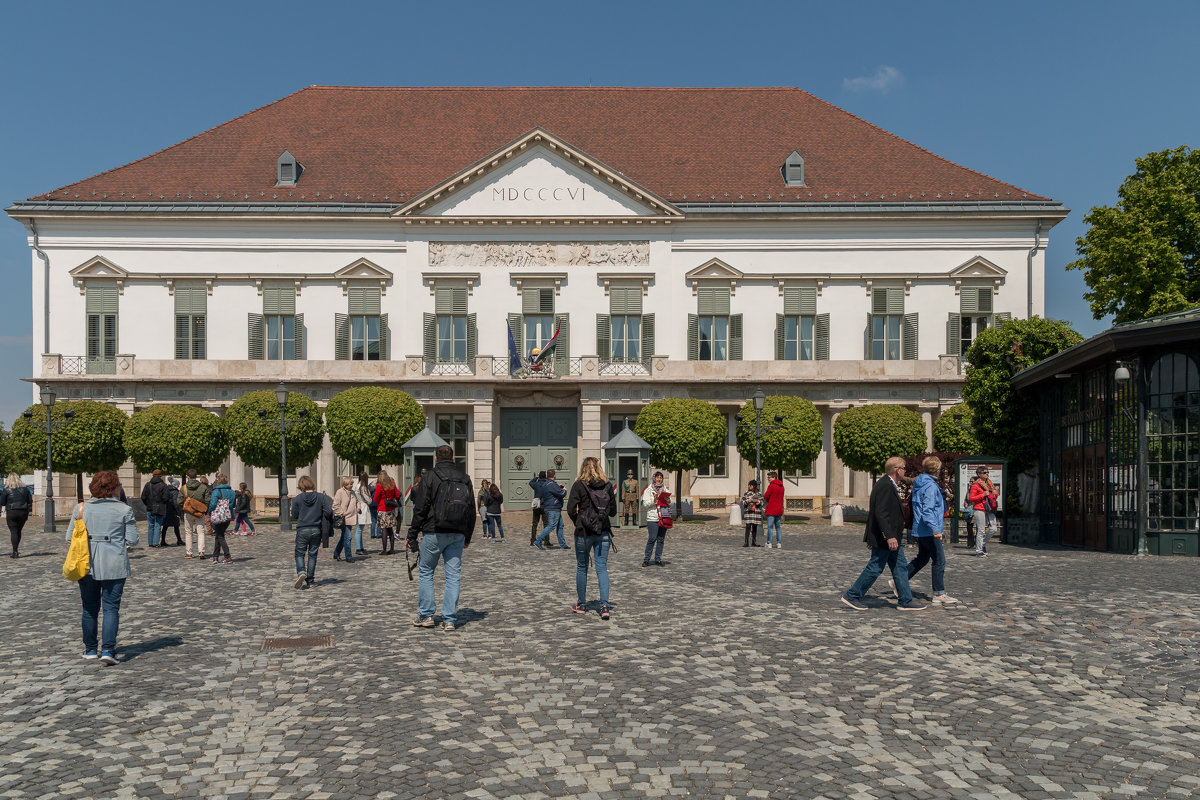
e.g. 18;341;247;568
62;503;90;582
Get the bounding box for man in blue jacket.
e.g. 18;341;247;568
533;468;568;550
894;456;960;605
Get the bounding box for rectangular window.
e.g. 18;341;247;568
174;286;206;360
784;461;816;481
698;315;728;361
871;315;902;360
437;315;468;363
611;315;641;362
436;414;468;470
524;315;555;353
85;284;119;373
783;316;815;360
266;315;296;361
265;465;297;478
697;455;728;478
959;315;989;357
351;315;382;361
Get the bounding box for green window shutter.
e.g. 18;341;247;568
947;313;961;356
687;314;699;360
86;314;100;360
553;314;570;373
262;286;296;315
864;314;874;360
334;313;350;360
698;286;730;315
596;314;611;361
380;312;389;359
775;313;785;360
815;313;830;361
996;311;1012;323
610;286;643;316
294;313;305;359
507;313;523;360
175;315;190;360
174;286;207;316
192;315;206;359
86;284;118;314
887;288;904;315
247;313;265;360
348;287;381;315
902;313;919;360
784;287;816;316
729;314;743;361
978;288;993;314
523;287;553;315
466;313;477;360
641;313;654;361
423;313;437;363
960;287;979;314
435;287;468;315
871;288;888;315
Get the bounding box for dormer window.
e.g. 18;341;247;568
782;150;805;187
276;150;302;186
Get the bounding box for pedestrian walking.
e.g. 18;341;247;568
477;479;493;540
232;484;256;535
762;471;785;549
332;477;360;563
621;470;640;527
968;466;999;556
2;472;34;558
641;471;669;567
408;445;476;631
529;470;547;545
139;469;171;548
206;473;236;564
566;456;617;619
353;473;374;555
163;478;182;545
177;470;211;559
840;457;926;611
290;475;332;589
898;456;959;605
741;480;764;547
485;482;505;542
373;471;400;555
533;469;568;550
69;471;138;665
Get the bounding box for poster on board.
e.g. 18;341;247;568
957;461;1004;513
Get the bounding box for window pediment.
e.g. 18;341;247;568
69;256;129;295
686;258;743;295
949;256;1006;295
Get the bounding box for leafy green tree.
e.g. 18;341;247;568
325;387;425;467
932;403;980;454
733;395;823;474
124;405;229;476
225;390;324;470
962;316;1083;470
9;400;128;476
634;398;727;515
833;404;927;478
0;427;37;474
1067;146;1200;322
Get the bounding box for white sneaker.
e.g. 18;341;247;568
932;594;960;605
887;578;896;597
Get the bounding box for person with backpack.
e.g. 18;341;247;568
407;445;476;632
2;472;34;558
373;471;400;555
206;473;236;564
533;468;568;550
566;456;617;620
177;469;211;559
139;469;171;548
353;473;374;555
232;484;256;535
484;482;505;543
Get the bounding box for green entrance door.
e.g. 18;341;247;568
500;408;578;511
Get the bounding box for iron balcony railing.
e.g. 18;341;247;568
486;357;583;378
60;356;116;375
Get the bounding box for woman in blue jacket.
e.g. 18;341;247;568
206;473;237;564
898;457;959;605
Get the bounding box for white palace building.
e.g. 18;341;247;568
7;87;1066;512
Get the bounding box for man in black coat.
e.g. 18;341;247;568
407;445;476;632
140;470;171;547
841;456;926;611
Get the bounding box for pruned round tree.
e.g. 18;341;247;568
833;404;927;478
932;403;980;454
225;390;324;470
124;404;230;477
734;395;823;474
325;386;425;468
10;400;128;474
634;398;727;515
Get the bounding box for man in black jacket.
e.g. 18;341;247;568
407;445;476;632
841;457;925;611
140;470;170;547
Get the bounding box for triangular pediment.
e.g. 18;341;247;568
333;258;393;280
686;258;744;281
396;128;681;219
69;256;129;280
948;256;1007;279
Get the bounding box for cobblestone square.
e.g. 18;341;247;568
3;518;1198;799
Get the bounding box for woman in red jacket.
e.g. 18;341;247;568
967;466;999;557
373;471;401;555
762;472;785;549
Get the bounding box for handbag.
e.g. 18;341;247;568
657;508;674;529
181;486;207;517
63;503;90;581
332;514;346;528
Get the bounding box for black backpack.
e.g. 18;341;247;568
576;482;612;535
432;465;476;533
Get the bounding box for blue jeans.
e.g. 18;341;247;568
489;514;505;540
535;509;565;547
575;533;611;606
294;526;321;583
643;520;665;562
370;506;381;538
481;514;493;537
907;536;946;595
418;533;464;625
764;515;782;545
146;513;163;547
845;546;915;606
79;575;126;655
233;512;255;533
354;521;367;551
333;525;353;560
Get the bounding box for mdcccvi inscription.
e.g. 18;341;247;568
429;241;650;267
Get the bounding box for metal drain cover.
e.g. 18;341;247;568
261;636;333;650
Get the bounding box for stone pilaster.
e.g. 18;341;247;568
472;399;495;482
825;405;848;501
581;401;602;461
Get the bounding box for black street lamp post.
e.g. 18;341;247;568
258;382;307;532
23;386;74;533
735;388;784;490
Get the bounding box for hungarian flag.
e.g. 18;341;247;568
531;319;561;366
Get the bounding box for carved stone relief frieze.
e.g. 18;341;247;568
429;241;649;267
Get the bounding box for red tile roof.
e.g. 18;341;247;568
30;87;1049;205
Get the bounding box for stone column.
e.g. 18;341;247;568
580;400;602;461
317;431;338;493
472;397;495;482
919;403;938;452
826;405;848;501
115;402;140;506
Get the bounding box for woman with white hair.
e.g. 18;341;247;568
1;472;34;558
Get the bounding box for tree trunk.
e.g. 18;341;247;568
675;469;684;518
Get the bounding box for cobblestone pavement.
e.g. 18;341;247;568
3;516;1199;800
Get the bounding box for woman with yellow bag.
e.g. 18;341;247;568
66;471;138;665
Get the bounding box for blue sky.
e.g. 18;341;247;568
1;0;1196;426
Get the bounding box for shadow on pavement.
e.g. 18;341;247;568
121;635;184;661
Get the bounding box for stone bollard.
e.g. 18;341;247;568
830;502;844;527
729;502;742;526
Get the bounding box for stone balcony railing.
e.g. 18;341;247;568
39;353;964;383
